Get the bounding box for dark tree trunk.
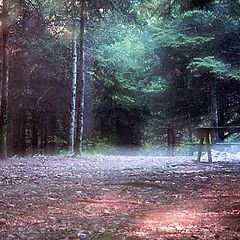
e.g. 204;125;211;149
211;79;219;127
19;109;26;156
75;1;86;156
40;121;44;154
211;79;225;142
83;72;95;140
0;0;9;159
48;113;56;154
31;112;39;154
211;79;220;142
44;125;48;154
13;106;26;156
40;113;48;154
218;83;226;140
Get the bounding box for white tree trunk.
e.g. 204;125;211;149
75;1;85;156
69;20;79;155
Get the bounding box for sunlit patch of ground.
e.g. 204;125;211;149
130;203;240;240
129;176;240;240
130;202;221;239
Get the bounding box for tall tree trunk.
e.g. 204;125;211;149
75;1;86;156
18;107;26;156
218;82;226;141
69;20;79;155
40;119;44;155
0;0;9;159
211;78;220;142
31;112;39;154
13;106;26;156
49;113;56;154
0;22;2;113
44;125;48;154
211;79;219;127
83;65;95;140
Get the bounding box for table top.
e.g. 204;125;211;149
196;127;240;131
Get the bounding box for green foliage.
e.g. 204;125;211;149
82;135;120;155
228;69;240;81
147;0;240;130
153;24;213;49
90;0;240;145
188;56;231;78
4;0;240;154
95;22;156;77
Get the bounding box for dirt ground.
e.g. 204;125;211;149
0;155;240;240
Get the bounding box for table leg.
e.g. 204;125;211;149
206;135;212;163
197;137;204;162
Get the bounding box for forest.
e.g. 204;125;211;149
1;1;240;239
1;0;240;158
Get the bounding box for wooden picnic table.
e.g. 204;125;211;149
196;127;240;163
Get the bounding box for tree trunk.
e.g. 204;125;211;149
69;20;79;155
19;108;26;156
40;120;44;154
83;67;95;140
13;106;26;156
211;79;219;127
75;1;86;156
48;113;56;154
0;0;9;159
44;125;48;154
211;78;221;142
218;83;226;140
31;112;39;154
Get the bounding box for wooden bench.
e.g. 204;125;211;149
196;127;240;163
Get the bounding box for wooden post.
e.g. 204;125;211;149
206;134;212;163
197;137;204;162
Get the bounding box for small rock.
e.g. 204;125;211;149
103;209;111;215
7;234;16;238
77;231;87;238
98;228;106;234
76;191;82;196
49;216;57;221
35;219;45;224
7;203;15;208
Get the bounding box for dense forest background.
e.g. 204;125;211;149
1;0;240;157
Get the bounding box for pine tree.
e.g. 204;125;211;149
0;0;10;159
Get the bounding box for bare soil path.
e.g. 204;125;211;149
0;156;240;240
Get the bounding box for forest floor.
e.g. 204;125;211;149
0;155;240;240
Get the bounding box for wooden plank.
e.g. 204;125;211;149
214;143;240;145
